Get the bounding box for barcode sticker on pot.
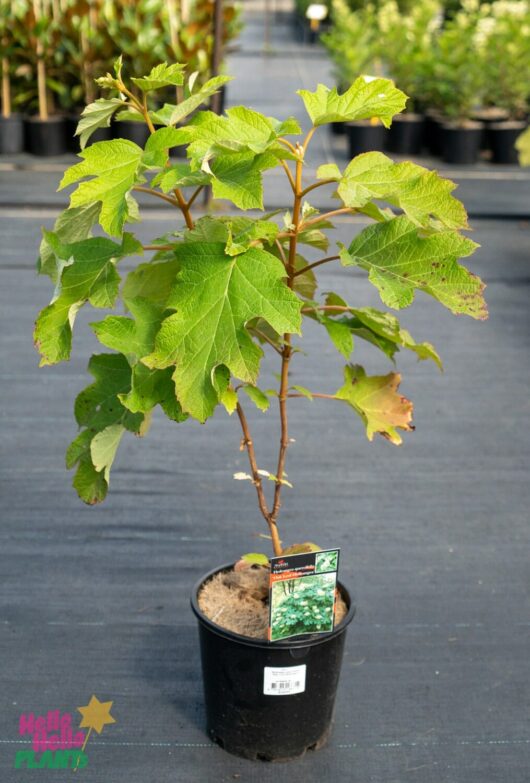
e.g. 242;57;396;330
263;665;306;696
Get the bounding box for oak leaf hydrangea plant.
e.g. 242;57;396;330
34;60;487;557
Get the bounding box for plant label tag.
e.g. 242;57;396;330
263;665;306;696
268;548;340;642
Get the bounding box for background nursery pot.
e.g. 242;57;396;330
489;121;527;165
442;121;484;165
346;120;387;156
24;115;67;156
0;114;24;154
386;113;425;155
191;564;356;761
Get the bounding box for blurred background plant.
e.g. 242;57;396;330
1;0;242;119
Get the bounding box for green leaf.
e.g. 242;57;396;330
91;297;164;363
120;365;186;422
35;233;142;365
131;62;186;92
320;152;468;230
241;552;270;566
90;423;125;481
144;242;302;422
68;353;145;504
349;306;442;369
297;77;407;128
59;140;146;237
220;385;238;415
242;385;270;411
208;151;278;210
282;542;321;554
37;203;101;281
292;256;317;300
340;215;487;319
151;162;210;193
150;75;232;126
336;364;414;445
184;215;279;256
75;98;124;149
143;127;187;167
122;257;180;308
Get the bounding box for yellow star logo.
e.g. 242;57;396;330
77;695;116;735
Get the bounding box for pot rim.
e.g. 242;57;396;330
190;562;356;650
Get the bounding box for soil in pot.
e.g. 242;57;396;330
192;564;354;761
24;115;68;156
113;120;150;146
441;121;484;165
386;113;425;156
489;120;527;165
346;120;387;156
198;565;348;639
0;114;24;154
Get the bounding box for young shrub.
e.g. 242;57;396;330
34;61;487;556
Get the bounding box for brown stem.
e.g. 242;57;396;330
287;393;337;400
300;178;336;198
142;244;177;251
274;238;288;267
277;137;298;155
279;159;296;192
33;0;48;121
301;207;356;229
174;188;194;230
236;403;282;556
1;57;10;118
292;255;340;278
133;186;179;207
270;151;304;525
302;305;351;314
187;185;204;209
249;327;283;356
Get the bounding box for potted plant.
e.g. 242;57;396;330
377;0;442;155
478;2;530;164
426;6;487;164
34;60;487;760
321;0;385;150
24;0;67;155
0;0;25;154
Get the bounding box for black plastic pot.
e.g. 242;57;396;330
386;113;425;155
441;122;484;165
0;114;24;154
65;114;113;152
190;563;355;761
472;108;509;151
330;121;345;136
346;120;387;157
113;120;150;147
489;121;527;165
24;116;67;156
424;111;444;157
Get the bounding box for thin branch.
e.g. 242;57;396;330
142;244;177;251
174;188;194;229
302;126;316;154
292;255;340;278
186;185;204;209
133;186;179;206
236;403;282;557
142;94;156;135
277;137;298;155
279;159;296;192
274;238;288;266
287;392;337;400
302;304;351;314
301;207;356;229
249;327;283;356
300;178;336;198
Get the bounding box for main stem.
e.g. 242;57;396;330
270;150;304;529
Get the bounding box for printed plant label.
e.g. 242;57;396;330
268;548;340;642
263;665;307;696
